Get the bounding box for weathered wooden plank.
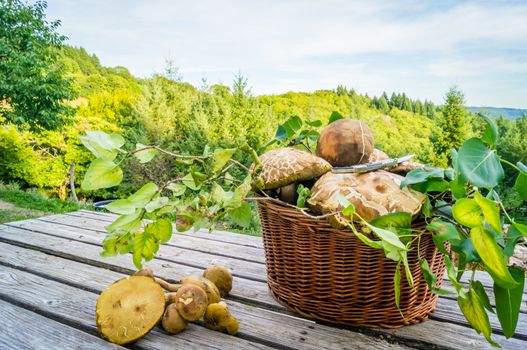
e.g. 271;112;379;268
6;219;267;282
0;225;280;309
0;299;126;350
0;265;277;350
4;219;527;340
1;224;525;349
0;257;411;350
74;210;264;249
10;216;527;318
39;213;266;264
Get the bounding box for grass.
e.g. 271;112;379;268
0;184;90;224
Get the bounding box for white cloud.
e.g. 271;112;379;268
46;0;527;107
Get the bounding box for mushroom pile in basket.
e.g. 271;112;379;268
257;119;426;225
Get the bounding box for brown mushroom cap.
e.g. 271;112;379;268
316;119;374;166
257;148;331;190
308;170;425;223
368;148;389;162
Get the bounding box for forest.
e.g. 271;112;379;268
1;0;526;226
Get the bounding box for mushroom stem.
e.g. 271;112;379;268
156;278;183;292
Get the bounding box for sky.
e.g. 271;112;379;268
45;0;527;108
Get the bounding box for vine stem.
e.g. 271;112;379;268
130;146;211;159
500;158;520;172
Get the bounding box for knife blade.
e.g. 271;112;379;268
332;154;416;174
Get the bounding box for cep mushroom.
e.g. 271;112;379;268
308;170;425;226
316;119;374;166
256;147;332;204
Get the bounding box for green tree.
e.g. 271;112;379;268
0;0;75;131
378;95;390;113
432;87;470;166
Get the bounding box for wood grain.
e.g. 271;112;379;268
1;217;526;349
0;257;410;350
0;299;125;350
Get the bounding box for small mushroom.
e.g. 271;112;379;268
308;170;425;225
255;148;331;202
316;119;374;166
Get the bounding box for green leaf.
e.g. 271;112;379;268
104;199;136;215
80;131;124;160
370;212;412;229
450;177;467;199
81;159;123;191
227;202;252;228
365;222;407;250
514;172;527;200
399;250;414;287
228;174;252;209
400;168;444;188
133;229;159;269
306;119;323;127
517;161;527;173
182;173;201;190
351;228;383;249
478;113;499;148
504;225;523;257
420;258;437;291
106;209;144;234
394;262;401;310
471;226;518;289
283;116;303;138
457;138;504;189
145;196;169;213
296;184;311;208
422;197;432;218
134;143;158;163
512;220;527;238
273;125;287;142
166;183;186;196
452;238;481;264
128;183;159;207
494;266;525;338
474;191;502;234
212;148;236;173
472;280;493;313
427;220;462;255
145;218;173;243
444;255;464;295
411;178;449;193
328;111;344;124
452;198;483;228
458;287;499;347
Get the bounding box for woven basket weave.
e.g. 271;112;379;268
257;198;446;329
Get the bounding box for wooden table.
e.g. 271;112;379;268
0;210;525;350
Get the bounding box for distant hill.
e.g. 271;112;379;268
468;106;527;119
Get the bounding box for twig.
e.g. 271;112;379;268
228;158;251;172
245;192;338;219
130;146;211;160
69;162;78;203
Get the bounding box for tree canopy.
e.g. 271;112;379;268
0;0;76;131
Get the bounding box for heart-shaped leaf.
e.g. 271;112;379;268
81;159;123;191
457;138;504;189
457;287;498;347
212;148;236;173
452;198;483;228
134;143;158;163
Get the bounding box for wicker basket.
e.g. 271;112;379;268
257;198;446;329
